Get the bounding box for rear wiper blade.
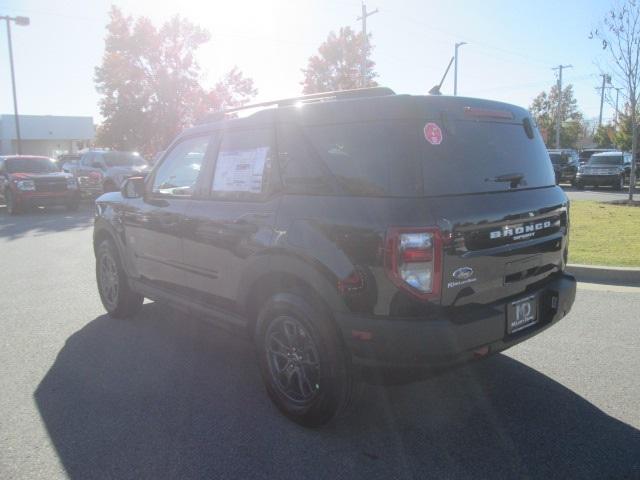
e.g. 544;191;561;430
485;173;525;188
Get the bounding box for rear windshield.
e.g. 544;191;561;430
588;155;623;165
6;157;58;174
303;119;554;196
103;152;146;167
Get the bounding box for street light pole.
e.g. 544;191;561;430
1;15;30;155
454;42;467;96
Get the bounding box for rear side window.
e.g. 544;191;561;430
302;119;554;196
211;128;274;198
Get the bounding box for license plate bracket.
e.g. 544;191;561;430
507;294;538;334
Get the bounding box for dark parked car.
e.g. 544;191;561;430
578;148;616;164
548;149;579;185
67;149;149;197
93;88;576;426
575;151;631;190
0;155;80;215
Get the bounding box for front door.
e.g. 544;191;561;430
121;134;213;293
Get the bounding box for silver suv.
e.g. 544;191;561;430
69;150;149;196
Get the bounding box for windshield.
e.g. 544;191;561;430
588;155;623;165
6;157;58;174
549;153;563;164
103;152;146;167
304;119;554;196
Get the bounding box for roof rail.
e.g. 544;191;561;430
198;87;395;124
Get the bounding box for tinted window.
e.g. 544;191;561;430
152;136;209;196
278;123;334;195
6;157;58;174
589;155;623;165
549;153;562;164
303;119;554;196
211;129;273;197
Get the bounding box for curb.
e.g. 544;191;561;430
567;264;640;286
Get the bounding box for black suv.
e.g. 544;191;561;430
93;88;576;426
547;148;579;185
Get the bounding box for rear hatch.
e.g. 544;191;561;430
297;95;567;307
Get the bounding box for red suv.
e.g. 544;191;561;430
0;155;81;215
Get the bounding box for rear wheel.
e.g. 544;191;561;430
614;175;624;191
255;292;358;427
96;239;143;318
5;190;21;215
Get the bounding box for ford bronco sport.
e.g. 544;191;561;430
93;88;576;426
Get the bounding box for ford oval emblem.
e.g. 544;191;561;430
452;267;474;281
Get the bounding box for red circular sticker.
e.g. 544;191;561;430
424;122;443;145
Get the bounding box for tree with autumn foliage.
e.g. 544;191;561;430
530;84;584;148
301;26;378;94
95;6;256;155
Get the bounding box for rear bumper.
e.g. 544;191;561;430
336;273;576;369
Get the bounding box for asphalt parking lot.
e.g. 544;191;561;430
1;204;639;480
562;184;636;202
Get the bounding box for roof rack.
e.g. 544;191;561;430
198;87;395;124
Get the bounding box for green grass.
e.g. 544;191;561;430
569;200;640;267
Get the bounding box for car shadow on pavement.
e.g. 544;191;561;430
35;303;640;480
0;203;93;241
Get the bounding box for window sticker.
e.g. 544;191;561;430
424;122;443;145
213;146;269;193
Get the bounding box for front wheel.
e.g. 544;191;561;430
96;239;143;318
613;175;624;191
5;190;21;215
255;293;358;427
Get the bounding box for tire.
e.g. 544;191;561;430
96;238;143;318
5;190;21;215
255;292;358;427
613;175;624;191
576;182;585;190
66;199;80;212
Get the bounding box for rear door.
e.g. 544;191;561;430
181;126;280;308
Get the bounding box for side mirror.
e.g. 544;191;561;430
122;176;145;199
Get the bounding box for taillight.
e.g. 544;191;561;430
385;227;443;300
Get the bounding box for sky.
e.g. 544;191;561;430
0;0;621;124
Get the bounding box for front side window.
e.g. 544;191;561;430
151;136;210;197
211;128;273;197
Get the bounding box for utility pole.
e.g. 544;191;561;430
357;2;378;88
598;73;611;127
552;64;572;149
1;15;30;155
552;65;573;148
454;42;467;96
613;86;622;124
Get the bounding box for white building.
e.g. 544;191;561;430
0;114;94;158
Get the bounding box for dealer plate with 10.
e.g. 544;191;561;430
507;294;538;334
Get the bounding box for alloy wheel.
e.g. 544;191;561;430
265;315;321;404
98;251;119;310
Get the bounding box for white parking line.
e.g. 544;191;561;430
578;282;640;294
